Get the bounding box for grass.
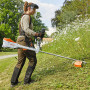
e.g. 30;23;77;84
0;52;17;56
0;53;90;90
0;18;90;90
43;18;90;61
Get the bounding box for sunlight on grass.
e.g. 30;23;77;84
0;18;90;90
0;52;17;56
0;53;90;90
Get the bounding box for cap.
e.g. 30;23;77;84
27;3;39;9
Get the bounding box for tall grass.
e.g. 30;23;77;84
43;17;90;61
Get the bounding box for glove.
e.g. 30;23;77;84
35;28;45;38
35;33;41;37
40;28;45;39
41;28;45;34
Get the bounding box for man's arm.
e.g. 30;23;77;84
22;15;36;36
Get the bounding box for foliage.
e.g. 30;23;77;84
31;12;48;38
0;0;24;49
0;0;48;50
51;0;90;31
44;17;90;61
32;12;48;32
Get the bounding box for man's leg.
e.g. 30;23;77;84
24;50;37;84
11;49;26;85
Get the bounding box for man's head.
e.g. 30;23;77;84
24;1;39;15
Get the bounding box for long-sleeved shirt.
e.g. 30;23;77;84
21;15;36;38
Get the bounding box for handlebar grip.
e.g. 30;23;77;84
41;28;45;34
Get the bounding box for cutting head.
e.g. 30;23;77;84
73;60;86;67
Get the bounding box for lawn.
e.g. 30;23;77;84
0;52;17;56
0;17;90;90
0;53;90;90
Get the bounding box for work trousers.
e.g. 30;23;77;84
11;36;37;85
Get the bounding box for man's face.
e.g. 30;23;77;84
31;8;36;15
28;7;36;15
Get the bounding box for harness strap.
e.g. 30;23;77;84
19;14;32;36
19;14;33;50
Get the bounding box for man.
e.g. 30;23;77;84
11;1;44;87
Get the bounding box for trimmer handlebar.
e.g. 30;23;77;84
35;28;45;40
41;28;45;34
40;28;45;39
35;28;45;50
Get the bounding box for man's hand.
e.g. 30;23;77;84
41;28;45;39
35;28;45;38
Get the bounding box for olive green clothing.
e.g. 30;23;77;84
16;36;37;69
17;14;37;69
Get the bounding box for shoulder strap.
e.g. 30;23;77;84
19;21;21;34
22;13;31;25
19;14;32;35
29;16;32;25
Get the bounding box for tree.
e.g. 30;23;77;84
51;10;61;27
32;12;48;38
0;0;48;50
31;12;48;32
0;0;24;50
51;0;90;32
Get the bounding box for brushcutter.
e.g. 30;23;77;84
2;29;86;67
